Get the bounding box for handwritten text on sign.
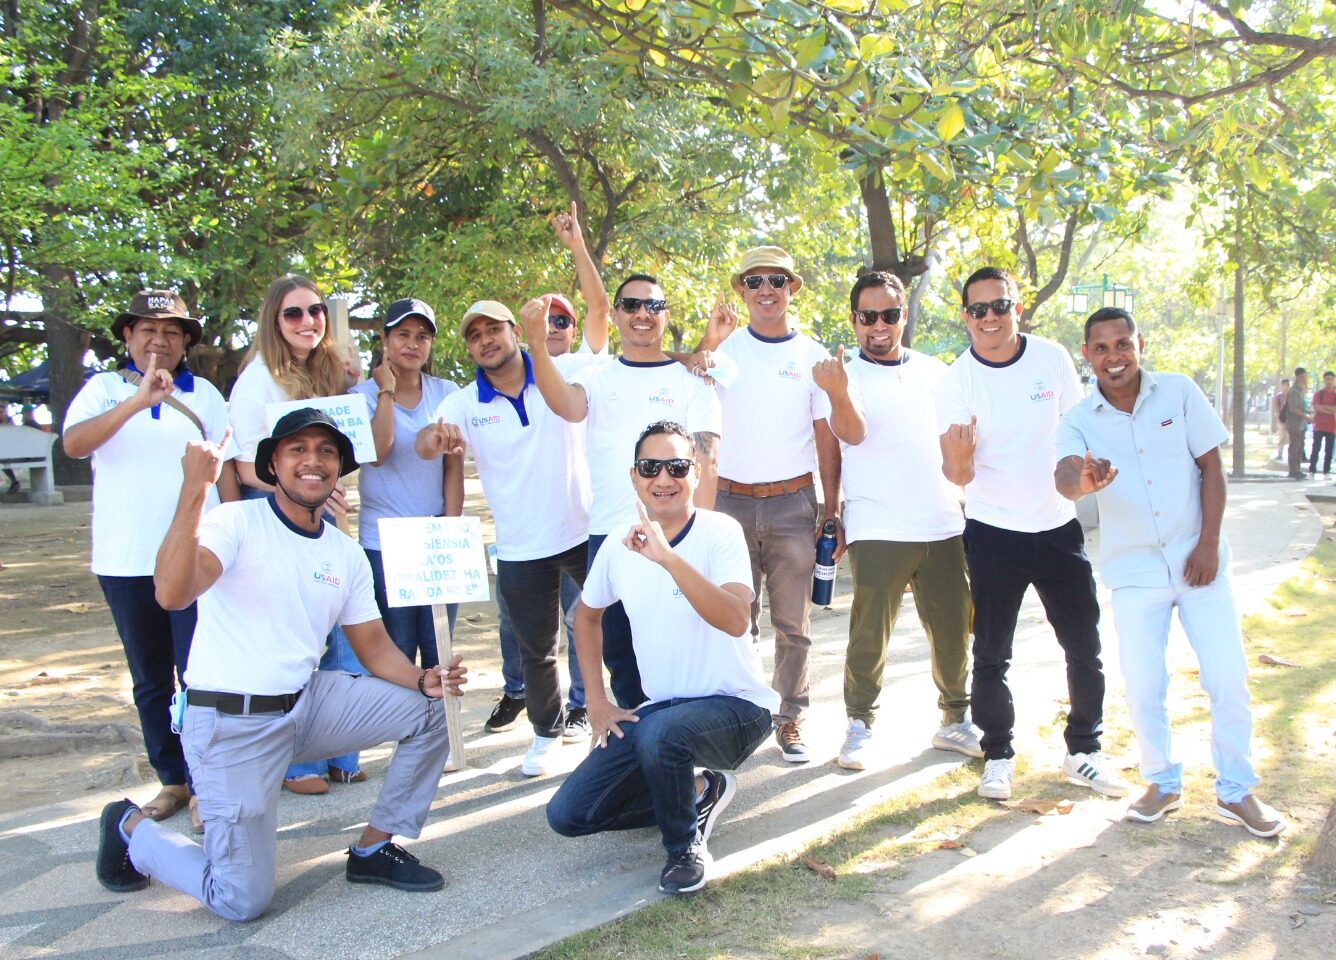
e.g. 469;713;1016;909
265;394;376;465
378;516;490;606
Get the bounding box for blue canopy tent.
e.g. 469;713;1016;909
0;361;100;403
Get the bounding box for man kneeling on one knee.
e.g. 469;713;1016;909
547;420;775;895
95;409;467;921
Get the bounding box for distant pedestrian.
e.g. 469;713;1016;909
1285;368;1312;479
1309;371;1335;478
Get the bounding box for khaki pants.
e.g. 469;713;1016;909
845;537;972;726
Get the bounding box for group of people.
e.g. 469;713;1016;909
1275;368;1336;479
75;212;1285;921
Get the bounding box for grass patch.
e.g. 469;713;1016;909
531;520;1336;959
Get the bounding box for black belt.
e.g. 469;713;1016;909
187;688;303;715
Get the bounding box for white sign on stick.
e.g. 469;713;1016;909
378;516;490;607
265;393;376;465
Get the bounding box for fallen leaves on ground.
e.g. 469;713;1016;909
1258;653;1303;668
1000;797;1076;815
801;855;837;880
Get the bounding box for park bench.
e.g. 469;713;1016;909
0;425;64;505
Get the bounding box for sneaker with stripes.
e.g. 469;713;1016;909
1062;751;1131;797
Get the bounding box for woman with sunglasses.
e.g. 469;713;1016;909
228;274;366;794
351;298;462;669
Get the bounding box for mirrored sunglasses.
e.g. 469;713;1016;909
634;458;694;479
741;273;790;290
616;297;667;315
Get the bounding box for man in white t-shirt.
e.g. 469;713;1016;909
812;271;978;771
937;266;1127;802
417;300;591;777
95;409;467;921
525;273;722;711
1055;308;1285;837
692;245;839;763
547;421;775;895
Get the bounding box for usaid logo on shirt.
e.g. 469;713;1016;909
471;414;502;427
313;561;342;588
1029;379;1056;402
778;361;803;382
648;387;676;407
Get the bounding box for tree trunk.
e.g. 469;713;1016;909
1231;252;1246;478
1309;800;1336;878
858;167;928;288
41;266;92;485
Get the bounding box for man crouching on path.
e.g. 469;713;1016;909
547;421;775;895
95;408;467;921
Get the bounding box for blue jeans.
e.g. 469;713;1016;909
547;696;771;856
365;547;457;669
498;572;584;709
587;533;645;709
241;486;365;780
97;575;196;786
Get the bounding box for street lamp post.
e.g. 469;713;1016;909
1068;274;1136;316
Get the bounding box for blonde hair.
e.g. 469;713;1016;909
243;275;346;399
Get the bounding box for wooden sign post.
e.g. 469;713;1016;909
378;516;490;773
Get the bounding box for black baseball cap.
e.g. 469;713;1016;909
384;298;437;334
254;408;358;486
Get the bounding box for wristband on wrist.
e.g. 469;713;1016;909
417;669;433;699
378;389;395;398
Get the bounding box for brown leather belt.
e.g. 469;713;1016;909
718;473;814;498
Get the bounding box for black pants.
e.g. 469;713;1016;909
963;518;1105;760
496;542;588;738
1310;430;1334;476
587;533;646;709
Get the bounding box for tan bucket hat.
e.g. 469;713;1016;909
730;246;804;293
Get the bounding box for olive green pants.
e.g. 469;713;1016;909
845;537;972;727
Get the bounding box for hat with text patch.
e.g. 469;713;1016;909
112;289;204;347
384;297;437;334
254;407;358;486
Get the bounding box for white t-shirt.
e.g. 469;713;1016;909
838;350;965;543
228;355;289;463
64;370;235;576
936;334;1082;532
184;497;381;695
714;327;831;482
351;375;459;551
582;509;779;712
571;358;722;534
432;353;590;561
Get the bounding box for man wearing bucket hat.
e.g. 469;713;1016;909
95;409;468;920
419;299;592;777
692;246;841;763
64;289;239;826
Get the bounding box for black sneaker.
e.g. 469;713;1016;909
345;843;445;892
96;799;149;893
658;844;708;895
562;706;591;743
484;693;526;733
695;770;736;845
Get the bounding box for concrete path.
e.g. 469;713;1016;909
0;476;1322;960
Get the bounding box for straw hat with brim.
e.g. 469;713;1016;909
730;246;804;293
458;299;515;339
254;408;358;487
112;289;203;346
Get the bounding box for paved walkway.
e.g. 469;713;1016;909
0;476;1323;960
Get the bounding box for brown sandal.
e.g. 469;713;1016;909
141;785;190;821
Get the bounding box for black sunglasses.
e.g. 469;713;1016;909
634;458;694;479
964;298;1015;320
616;297;667;315
741;274;789;290
549;314;574;329
856;307;903;326
281;303;328;321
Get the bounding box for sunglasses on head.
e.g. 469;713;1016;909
548;314;574;329
964;298;1014;320
634;458;694;479
741;273;789;290
616;297;667;315
281;303;328;322
856;307;903;326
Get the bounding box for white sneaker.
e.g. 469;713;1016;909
837;719;873;770
521;734;562;777
932;721;984;758
1063;751;1131;797
978;758;1014;800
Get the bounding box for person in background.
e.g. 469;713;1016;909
352;297;462;668
228;274;365;794
64;289;239;827
1284;368;1312;480
1309;370;1335;478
